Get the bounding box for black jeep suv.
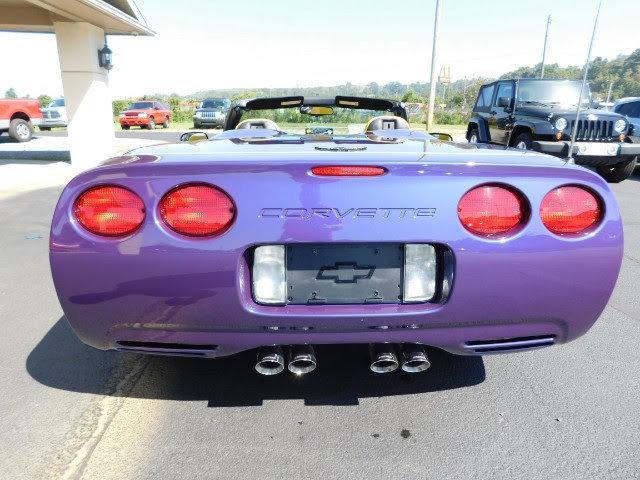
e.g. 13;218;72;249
467;79;639;182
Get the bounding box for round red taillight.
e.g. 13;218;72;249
159;184;235;237
458;185;525;237
540;186;602;235
74;185;145;237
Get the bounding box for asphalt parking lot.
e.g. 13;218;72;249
1;165;639;479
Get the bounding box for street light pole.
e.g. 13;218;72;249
605;81;614;103
540;15;551;78
426;0;442;131
567;0;603;162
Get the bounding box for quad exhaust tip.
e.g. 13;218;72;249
256;343;430;376
400;344;431;373
255;346;285;375
369;343;399;373
288;345;317;375
369;343;431;374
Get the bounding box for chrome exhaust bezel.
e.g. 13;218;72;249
369;344;399;374
255;346;285;375
288;345;317;375
400;344;431;373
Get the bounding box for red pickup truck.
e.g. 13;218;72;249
0;99;43;142
118;101;171;129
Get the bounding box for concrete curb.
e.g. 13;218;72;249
0;150;71;161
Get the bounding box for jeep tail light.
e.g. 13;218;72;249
540;186;602;235
311;166;386;176
458;185;525;237
159;184;235;237
74;185;145;237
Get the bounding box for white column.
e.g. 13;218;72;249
53;22;115;170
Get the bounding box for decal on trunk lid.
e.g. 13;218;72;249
259;207;436;219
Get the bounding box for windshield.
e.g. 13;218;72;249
48;98;65;107
128;101;154;110
241;107;400;134
516;80;592;108
201;99;230;109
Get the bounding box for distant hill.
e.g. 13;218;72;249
501;49;640;100
193;78;494;100
186;48;640;103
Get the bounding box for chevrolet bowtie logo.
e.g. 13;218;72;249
317;262;375;283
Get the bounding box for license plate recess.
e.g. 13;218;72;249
286;243;403;305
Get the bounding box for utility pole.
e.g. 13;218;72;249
426;0;442;131
605;81;614;103
540;15;551;78
568;0;603;162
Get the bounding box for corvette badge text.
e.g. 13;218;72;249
259;207;437;219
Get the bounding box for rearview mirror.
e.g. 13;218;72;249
180;131;209;142
497;96;511;108
300;106;334;116
429;132;453;142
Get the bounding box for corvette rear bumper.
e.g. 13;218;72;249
109;321;561;357
50;159;624;359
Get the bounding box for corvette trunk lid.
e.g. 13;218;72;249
116;131;573;169
87;132;609;251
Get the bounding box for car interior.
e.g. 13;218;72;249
224;96;410;134
235;118;280;130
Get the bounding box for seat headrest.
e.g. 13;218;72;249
235;118;279;130
364;115;410;132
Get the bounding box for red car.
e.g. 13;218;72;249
119;101;171;130
0;99;43;142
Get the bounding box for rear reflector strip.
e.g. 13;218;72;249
464;335;556;353
115;340;218;356
116;340;218;350
311;166;386;176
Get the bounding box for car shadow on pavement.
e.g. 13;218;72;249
628;169;640;182
27;317;485;407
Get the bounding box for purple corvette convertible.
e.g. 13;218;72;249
50;96;623;376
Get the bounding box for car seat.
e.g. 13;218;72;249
235;118;279;130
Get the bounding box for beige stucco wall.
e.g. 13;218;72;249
54;21;115;169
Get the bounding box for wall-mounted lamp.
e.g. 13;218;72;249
98;42;113;70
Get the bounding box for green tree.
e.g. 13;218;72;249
449;92;465;107
167;95;194;123
112;99;130;116
401;90;424;103
231;91;261;102
4;87;17;99
38;94;53;108
500;63;581;80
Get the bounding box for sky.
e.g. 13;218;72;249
0;0;638;99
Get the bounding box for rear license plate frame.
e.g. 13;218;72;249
575;142;619;156
285;243;403;305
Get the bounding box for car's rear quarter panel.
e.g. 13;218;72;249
50;154;623;356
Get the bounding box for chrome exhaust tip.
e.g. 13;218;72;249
255;346;285;375
369;343;399;373
400;344;431;373
288;345;317;375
